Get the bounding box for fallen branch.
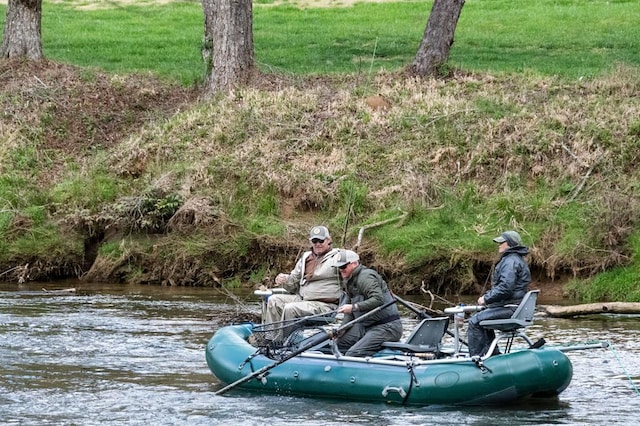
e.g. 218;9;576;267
353;208;408;250
420;281;456;307
212;284;262;323
0;265;21;278
567;160;599;202
214;284;248;308
396;296;443;317
42;287;77;294
539;302;640;318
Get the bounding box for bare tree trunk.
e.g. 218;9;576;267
203;0;255;94
1;0;43;60
409;0;464;77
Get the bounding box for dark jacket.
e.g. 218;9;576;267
342;265;400;327
484;246;531;308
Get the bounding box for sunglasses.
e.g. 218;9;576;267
311;239;326;244
337;263;350;270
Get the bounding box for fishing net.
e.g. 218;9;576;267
249;316;335;359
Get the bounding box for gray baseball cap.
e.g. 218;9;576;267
309;225;330;241
334;249;359;267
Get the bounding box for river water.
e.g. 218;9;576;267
1;282;638;425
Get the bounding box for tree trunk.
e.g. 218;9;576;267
409;0;464;77
203;0;255;94
1;0;43;60
540;302;640;318
201;0;214;70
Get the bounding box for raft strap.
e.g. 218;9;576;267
471;355;492;373
238;349;263;371
402;362;419;405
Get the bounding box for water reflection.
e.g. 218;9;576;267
0;282;638;425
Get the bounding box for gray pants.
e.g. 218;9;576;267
338;320;403;357
467;306;516;356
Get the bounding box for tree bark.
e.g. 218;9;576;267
1;0;43;60
203;0;255;94
409;0;464;77
540;302;640;318
201;0;214;69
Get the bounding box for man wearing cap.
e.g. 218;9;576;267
334;249;402;357
467;230;531;357
264;225;343;324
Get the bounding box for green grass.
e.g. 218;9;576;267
453;0;640;78
50;168;124;210
565;230;640;302
1;0;639;83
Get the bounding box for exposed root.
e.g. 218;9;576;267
167;196;219;232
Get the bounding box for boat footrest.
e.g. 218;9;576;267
381;341;440;353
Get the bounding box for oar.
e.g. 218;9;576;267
556;341;610;352
392;293;468;347
392;293;434;320
214;298;398;396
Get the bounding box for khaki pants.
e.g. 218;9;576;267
265;294;335;324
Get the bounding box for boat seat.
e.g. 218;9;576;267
381;317;450;356
479;289;540;358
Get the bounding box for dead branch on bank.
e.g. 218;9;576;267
539;302;640;318
399;296;443;317
353;208;408;250
420;281;456;307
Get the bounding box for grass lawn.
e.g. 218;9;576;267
1;0;638;83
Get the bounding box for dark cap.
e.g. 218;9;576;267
493;230;523;247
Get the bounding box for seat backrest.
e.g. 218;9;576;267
510;290;539;324
479;290;540;332
405;317;450;347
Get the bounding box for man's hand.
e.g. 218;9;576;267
338;304;354;314
275;273;289;285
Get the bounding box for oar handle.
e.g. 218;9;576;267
214;298;397;396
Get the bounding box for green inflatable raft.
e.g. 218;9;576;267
205;322;573;405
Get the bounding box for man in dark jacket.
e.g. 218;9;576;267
467;230;531;357
334;250;403;357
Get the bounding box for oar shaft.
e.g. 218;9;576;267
393;294;467;346
214;331;326;396
393;293;432;319
556;342;610;352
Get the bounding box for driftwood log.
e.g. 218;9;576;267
539;302;640;318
